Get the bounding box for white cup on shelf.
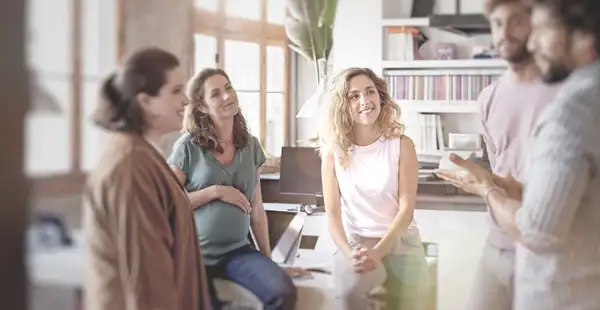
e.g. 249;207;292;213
438;149;476;171
448;133;481;150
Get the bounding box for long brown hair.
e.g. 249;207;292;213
317;67;405;168
183;68;250;153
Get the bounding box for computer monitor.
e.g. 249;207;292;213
279;146;322;196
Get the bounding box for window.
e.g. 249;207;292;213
266;45;285;156
194;34;217;71
193;0;289;157
267;0;286;24
194;0;218;13
224;40;261;137
225;0;261;21
224;40;260;90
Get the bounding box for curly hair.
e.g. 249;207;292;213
317;67;405;168
533;0;600;53
182;68;251;153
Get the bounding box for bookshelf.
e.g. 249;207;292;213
399;100;477;113
386;74;500;101
383;59;506;70
381;17;504;156
382;17;431;27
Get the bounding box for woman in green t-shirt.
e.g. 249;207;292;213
168;68;296;310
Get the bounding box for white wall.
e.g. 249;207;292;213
293;0;489;144
26;0;116;177
293;56;319;145
332;0;384;75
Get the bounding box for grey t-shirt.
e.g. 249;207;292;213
167;132;266;265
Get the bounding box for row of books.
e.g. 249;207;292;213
384;27;421;61
386;75;499;101
408;114;445;153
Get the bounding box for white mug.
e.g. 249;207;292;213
438;149;475;171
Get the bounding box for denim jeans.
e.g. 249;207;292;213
206;245;297;310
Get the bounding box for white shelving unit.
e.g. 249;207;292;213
382;17;504;115
383;59;506;70
382;17;430;27
399;100;478;114
381;17;500;154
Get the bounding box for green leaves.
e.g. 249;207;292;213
284;0;338;62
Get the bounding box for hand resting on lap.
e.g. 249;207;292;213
351;245;381;273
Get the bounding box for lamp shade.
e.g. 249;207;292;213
296;78;328;118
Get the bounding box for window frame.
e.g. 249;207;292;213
193;0;291;148
30;0;86;197
32;0;292;197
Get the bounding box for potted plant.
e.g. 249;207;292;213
285;0;339;145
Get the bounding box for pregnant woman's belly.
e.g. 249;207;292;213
193;200;251;250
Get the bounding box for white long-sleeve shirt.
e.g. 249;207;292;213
513;60;600;310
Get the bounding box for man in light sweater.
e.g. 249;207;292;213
438;0;600;308
469;1;560;309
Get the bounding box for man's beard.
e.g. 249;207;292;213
540;61;571;84
502;43;531;64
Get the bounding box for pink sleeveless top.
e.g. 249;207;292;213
333;137;418;238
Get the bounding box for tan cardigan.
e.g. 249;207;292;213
83;132;210;310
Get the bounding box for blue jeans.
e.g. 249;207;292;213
206;245;297;310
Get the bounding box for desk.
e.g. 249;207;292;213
28;237;85;310
261;173;486;212
264;203;339;309
30;204;438;310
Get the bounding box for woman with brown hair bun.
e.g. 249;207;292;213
168;68;296;310
83;47;210;310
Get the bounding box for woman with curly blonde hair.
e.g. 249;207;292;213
319;67;431;309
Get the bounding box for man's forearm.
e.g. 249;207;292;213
487;188;523;240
